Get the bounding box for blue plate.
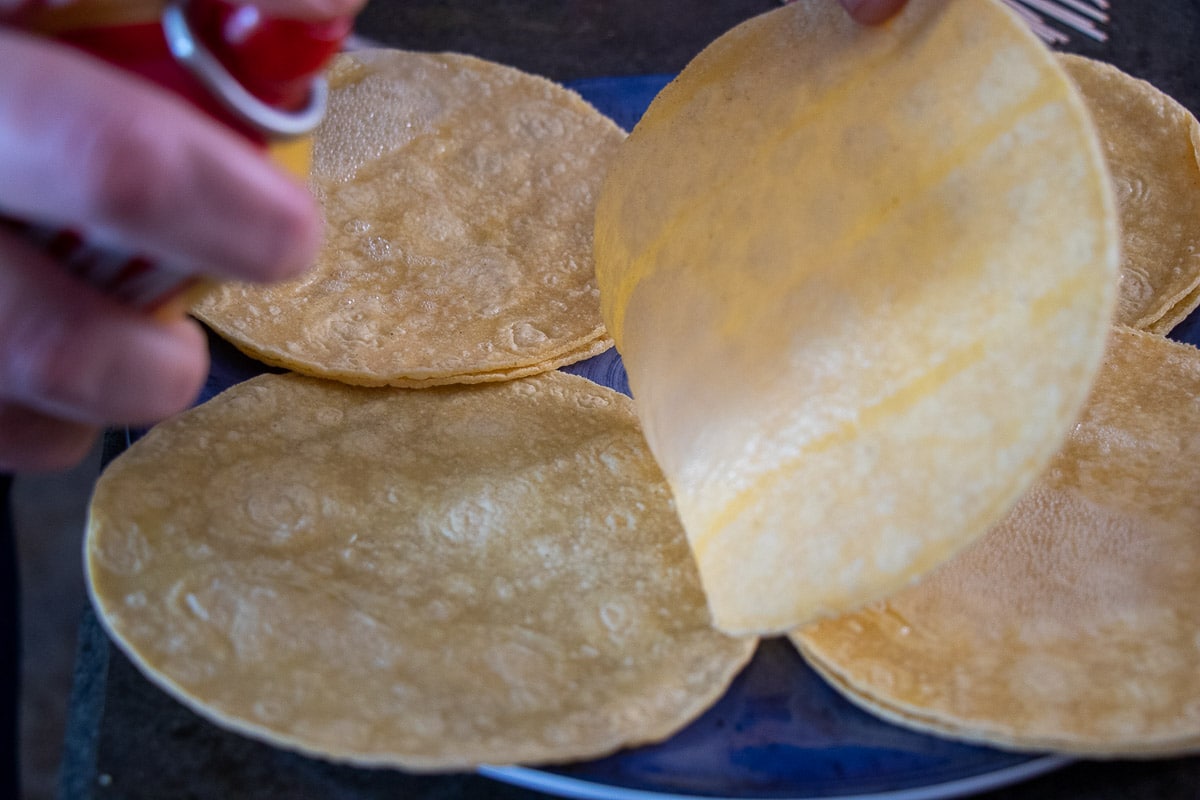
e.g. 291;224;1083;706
471;75;1071;800
482;639;1066;800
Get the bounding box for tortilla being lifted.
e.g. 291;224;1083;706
194;50;623;386
795;328;1200;756
593;0;1118;634
1059;54;1200;334
86;372;755;769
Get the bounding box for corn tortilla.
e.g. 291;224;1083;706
86;371;755;769
794;327;1200;756
1059;54;1200;334
593;0;1118;634
193;50;622;386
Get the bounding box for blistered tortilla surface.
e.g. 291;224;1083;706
795;327;1200;756
593;0;1118;633
194;50;622;386
1059;54;1200;334
86;371;754;769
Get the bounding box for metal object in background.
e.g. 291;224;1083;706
781;1;1112;46
1001;0;1110;44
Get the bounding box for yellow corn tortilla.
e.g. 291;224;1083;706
86;371;755;769
194;49;622;386
593;0;1118;634
794;327;1200;756
1059;54;1200;334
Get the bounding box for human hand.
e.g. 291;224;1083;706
0;0;363;472
838;0;910;24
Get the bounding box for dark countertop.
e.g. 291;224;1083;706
61;2;1200;799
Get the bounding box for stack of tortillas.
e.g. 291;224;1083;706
87;371;756;768
794;327;1200;756
85;0;1200;775
793;52;1200;756
90;48;755;769
194;49;621;387
1057;53;1200;333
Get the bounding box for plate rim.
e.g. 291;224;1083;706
479;755;1074;800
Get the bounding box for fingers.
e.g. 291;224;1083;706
0;30;321;284
0;233;210;428
0;404;98;474
0;17;337;473
840;0;909;25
